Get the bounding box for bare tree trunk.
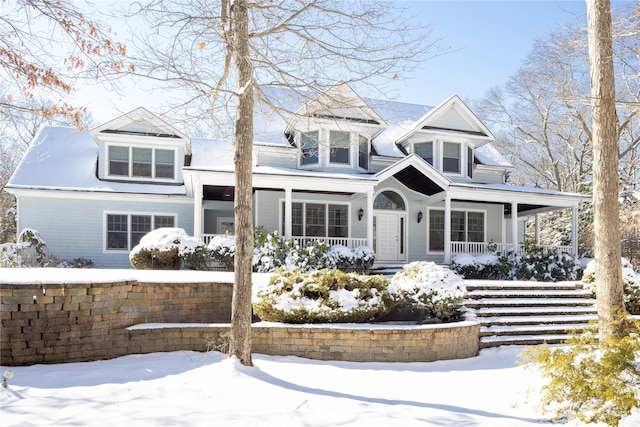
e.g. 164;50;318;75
229;0;254;366
585;0;625;338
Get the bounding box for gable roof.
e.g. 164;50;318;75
375;154;450;196
394;95;495;148
90;107;190;142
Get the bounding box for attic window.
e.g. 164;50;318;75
443;142;461;174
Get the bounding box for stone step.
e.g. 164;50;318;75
472;305;597;317
466;289;593;299
479;334;572;349
477;314;597;326
465;281;585;292
480;323;596;337
464;298;596;308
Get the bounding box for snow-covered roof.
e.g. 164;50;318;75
6;126;186;195
8;85;514;194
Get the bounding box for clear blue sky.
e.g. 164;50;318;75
77;0;594;122
391;0;588;106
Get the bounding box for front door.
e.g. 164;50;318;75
375;213;405;262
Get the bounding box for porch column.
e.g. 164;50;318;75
571;206;578;256
366;190;374;249
511;201;518;253
535;213;541;245
444;195;452;263
193;178;203;238
284;187;292;240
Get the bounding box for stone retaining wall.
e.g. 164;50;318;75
1;271;479;366
1;278;233;365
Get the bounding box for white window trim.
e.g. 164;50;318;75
103;211;178;253
426;207;486;253
106;144;178;182
279;198;351;238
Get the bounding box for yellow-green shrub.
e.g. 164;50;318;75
521;320;640;426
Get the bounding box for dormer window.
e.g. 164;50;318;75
467;146;473;179
301;131;319;165
329;130;350;165
443;142;461;174
358;134;369;170
108;145;176;180
414;142;433;166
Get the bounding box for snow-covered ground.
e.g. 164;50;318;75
1;346;639;427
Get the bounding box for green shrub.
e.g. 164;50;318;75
208;235;235;269
129;228;204;270
451;245;581;282
252;269;393;323
130;247;181;270
521;320;640;426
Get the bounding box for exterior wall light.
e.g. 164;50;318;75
358;208;364;221
417;211;423;223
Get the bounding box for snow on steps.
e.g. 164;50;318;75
463;280;597;349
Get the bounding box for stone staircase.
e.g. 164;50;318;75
463;280;598;349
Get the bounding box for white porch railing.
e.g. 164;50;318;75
202;234;367;249
451;242;574;257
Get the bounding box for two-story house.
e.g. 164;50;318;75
5;82;586;268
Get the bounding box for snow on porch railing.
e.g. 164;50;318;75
201;234;367;249
451;242;574;256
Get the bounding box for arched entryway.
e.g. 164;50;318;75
373;190;407;262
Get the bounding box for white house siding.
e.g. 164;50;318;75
202;200;234;234
16;193;193;268
254;146;298;168
472;168;506;184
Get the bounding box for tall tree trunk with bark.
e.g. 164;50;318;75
585;0;625;338
229;0;254;366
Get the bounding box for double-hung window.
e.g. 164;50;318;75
443;142;461;173
300;131;319;166
108;146;176;180
282;202;349;238
358;134;369;170
106;213;176;250
414;142;434;166
329;130;350;165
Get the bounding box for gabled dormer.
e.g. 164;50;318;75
284;82;387;172
394;96;495;182
91;108;190;184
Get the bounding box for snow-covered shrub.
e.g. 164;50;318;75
513;246;582;282
452;245;581;282
451;252;509;280
388;261;466;322
352;246;376;271
283;239;332;272
252;269;393;323
0;228;50;267
208;235;235;269
582;258;640;314
326;244;354;270
129;228;205;270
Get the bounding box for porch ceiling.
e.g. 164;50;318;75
203;185;355;201
393;165;445;196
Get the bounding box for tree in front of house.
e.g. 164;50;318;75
128;0;443;366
